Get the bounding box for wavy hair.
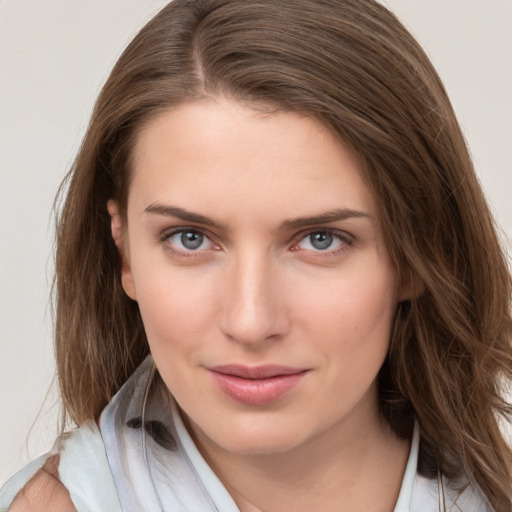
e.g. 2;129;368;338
53;0;512;509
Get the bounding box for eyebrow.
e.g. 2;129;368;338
145;204;225;229
280;209;372;230
144;203;372;231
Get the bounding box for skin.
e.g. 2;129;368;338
10;456;75;512
109;97;410;512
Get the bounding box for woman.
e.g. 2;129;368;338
1;0;511;510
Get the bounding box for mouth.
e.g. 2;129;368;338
207;365;309;405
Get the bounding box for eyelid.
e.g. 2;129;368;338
160;225;214;242
289;228;354;254
158;226;354;259
294;227;353;242
160;226;220;256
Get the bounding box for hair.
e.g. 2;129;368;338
53;0;512;509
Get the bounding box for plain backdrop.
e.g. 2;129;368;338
1;0;511;485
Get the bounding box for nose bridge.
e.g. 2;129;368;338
220;246;285;345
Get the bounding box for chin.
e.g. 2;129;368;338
219;432;305;456
198;415;313;456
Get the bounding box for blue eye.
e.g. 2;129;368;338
166;229;214;251
296;231;346;251
180;231;204;249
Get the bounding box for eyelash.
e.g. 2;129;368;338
290;230;353;258
159;227;219;259
159;227;353;259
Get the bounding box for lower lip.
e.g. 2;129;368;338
209;371;308;406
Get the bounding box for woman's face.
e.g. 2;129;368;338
114;98;401;456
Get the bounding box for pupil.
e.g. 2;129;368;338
311;232;332;250
181;231;203;249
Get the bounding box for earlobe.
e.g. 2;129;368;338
107;200;137;301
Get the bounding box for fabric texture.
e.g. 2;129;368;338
0;355;492;512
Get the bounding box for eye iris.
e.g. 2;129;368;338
181;231;203;249
310;232;333;250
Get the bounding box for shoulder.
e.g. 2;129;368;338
9;455;75;512
2;421;121;512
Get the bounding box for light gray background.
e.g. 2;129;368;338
1;1;511;485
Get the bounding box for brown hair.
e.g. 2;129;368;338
54;0;512;509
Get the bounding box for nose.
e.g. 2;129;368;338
219;250;290;347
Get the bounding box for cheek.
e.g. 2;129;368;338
302;272;396;416
294;262;397;372
297;262;396;331
133;265;219;348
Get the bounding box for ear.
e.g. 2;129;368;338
107;199;137;301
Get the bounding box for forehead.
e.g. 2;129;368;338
129;98;377;223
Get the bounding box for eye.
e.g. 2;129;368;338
293;230;349;253
164;229;216;252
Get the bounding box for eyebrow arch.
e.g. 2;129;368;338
144;203;372;231
145;204;226;229
279;209;372;230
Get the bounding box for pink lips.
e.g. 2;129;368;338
208;364;308;405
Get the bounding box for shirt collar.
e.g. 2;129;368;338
393;420;420;512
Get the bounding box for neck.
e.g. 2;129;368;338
187;402;411;512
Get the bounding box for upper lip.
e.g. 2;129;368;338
208;364;308;380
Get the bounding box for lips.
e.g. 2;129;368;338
208;365;308;405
